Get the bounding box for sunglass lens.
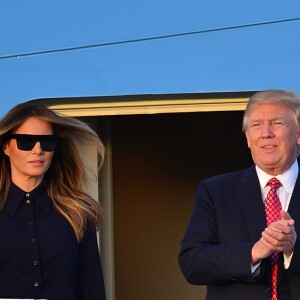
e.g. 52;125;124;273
40;139;58;151
17;138;37;151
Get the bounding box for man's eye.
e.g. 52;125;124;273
273;122;284;126
251;123;261;128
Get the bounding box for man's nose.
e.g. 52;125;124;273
261;124;274;138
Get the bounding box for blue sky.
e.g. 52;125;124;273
1;0;300;115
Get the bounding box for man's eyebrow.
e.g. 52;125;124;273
249;119;262;123
250;116;285;121
270;117;287;121
248;117;288;126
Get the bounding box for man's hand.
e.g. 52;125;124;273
251;239;272;264
251;211;297;263
261;210;296;256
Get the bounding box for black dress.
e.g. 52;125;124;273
0;182;106;300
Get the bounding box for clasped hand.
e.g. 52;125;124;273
252;210;297;263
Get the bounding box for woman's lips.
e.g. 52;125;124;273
29;160;44;166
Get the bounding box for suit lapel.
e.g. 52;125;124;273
235;166;267;242
287;172;300;221
277;171;300;289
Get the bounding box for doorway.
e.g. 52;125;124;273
109;111;252;300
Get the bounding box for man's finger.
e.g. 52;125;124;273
280;210;294;223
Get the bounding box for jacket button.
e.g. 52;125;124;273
265;287;271;293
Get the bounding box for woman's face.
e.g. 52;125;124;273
4;116;56;188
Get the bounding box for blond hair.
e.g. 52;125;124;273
243;89;300;131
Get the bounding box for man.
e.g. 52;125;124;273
179;90;300;300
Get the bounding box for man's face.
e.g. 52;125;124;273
245;103;300;175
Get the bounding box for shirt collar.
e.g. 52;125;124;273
5;181;51;217
256;160;299;194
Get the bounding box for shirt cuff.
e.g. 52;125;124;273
251;261;261;277
284;252;294;269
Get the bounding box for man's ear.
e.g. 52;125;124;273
245;131;251;149
296;131;300;145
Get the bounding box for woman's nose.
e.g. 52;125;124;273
32;141;43;153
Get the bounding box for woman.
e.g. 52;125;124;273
0;101;106;299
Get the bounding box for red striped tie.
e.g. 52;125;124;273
264;177;282;300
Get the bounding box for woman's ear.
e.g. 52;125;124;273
3;142;10;157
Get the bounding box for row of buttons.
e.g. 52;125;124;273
25;193;40;290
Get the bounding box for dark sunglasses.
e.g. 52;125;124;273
7;134;59;151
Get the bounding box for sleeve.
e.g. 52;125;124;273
288;232;300;275
77;224;106;300
178;180;261;285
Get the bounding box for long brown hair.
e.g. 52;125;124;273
0;101;105;242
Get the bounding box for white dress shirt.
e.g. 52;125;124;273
252;160;298;272
256;160;298;212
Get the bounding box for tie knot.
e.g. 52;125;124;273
267;177;282;189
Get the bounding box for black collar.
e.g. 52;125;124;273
5;181;51;217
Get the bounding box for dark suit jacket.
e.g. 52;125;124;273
179;165;300;300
